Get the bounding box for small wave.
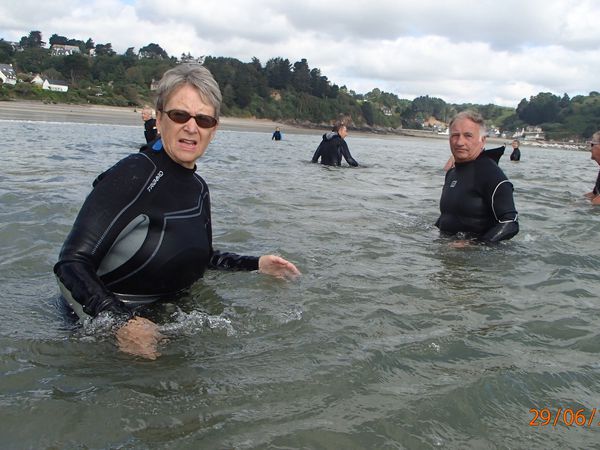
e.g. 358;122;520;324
159;309;236;337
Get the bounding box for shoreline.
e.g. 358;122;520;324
0;99;441;139
0;99;316;135
0;99;582;148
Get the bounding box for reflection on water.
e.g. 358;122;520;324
0;120;599;448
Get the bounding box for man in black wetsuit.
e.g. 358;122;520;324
510;139;521;161
436;110;519;243
141;107;158;143
311;122;359;167
585;131;600;205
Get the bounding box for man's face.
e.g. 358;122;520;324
449;118;486;163
591;142;600;165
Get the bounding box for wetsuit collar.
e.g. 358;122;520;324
152;138;163;152
151;139;197;173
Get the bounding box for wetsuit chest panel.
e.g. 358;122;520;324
438;157;498;234
99;161;212;295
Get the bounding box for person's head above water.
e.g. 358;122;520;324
154;64;222;169
590;131;600;166
448;110;487;164
332;121;348;139
141;106;153;121
155;64;222;121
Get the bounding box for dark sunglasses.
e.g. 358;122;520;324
162;109;218;128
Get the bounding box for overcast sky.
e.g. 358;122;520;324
1;0;599;107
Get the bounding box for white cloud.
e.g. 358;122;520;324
1;0;599;106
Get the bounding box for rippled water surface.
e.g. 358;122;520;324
1;119;599;449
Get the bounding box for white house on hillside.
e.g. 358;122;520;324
42;79;69;92
31;74;44;86
50;44;81;56
0;63;17;85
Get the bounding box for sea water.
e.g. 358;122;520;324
0;119;599;449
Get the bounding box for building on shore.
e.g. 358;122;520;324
0;63;17;85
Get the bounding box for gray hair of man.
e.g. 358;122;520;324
449;110;487;139
155;64;222;120
591;131;600;143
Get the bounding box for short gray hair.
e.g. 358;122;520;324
155;64;222;119
449;110;487;137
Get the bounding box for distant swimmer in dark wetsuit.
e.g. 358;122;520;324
584;131;600;205
510;139;521;161
311;121;359;167
272;126;282;141
436;110;519;244
54;64;300;359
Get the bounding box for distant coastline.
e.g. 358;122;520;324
0;99;314;134
0;99;573;148
0;99;482;141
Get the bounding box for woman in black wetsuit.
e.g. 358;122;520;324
54;64;300;358
436;110;519;244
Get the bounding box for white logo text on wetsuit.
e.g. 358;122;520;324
147;171;164;192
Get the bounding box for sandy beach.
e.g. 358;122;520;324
0;99;513;145
0;99;436;139
0;99;317;135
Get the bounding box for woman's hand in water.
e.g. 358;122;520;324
115;317;164;360
258;255;301;280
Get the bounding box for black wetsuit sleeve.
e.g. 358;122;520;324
594;170;600;195
480;179;519;243
205;191;259;271
144;119;158;143
311;142;323;163
340;140;358;166
53;155;150;318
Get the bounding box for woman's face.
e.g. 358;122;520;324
156;84;218;169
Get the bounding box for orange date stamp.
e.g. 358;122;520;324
529;408;598;427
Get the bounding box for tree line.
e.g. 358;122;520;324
1;30;599;140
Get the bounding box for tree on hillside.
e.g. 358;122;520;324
0;39;15;63
139;43;169;60
265;57;292;90
310;68;334;98
58;53;91;84
411;95;448;122
13;47;51;73
19;31;45;49
95;43;116;57
516;92;561;125
292;58;311;93
85;38;95;51
91;55;125;81
49;34;68;46
361;101;375;126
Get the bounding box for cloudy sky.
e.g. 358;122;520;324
1;0;599;107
